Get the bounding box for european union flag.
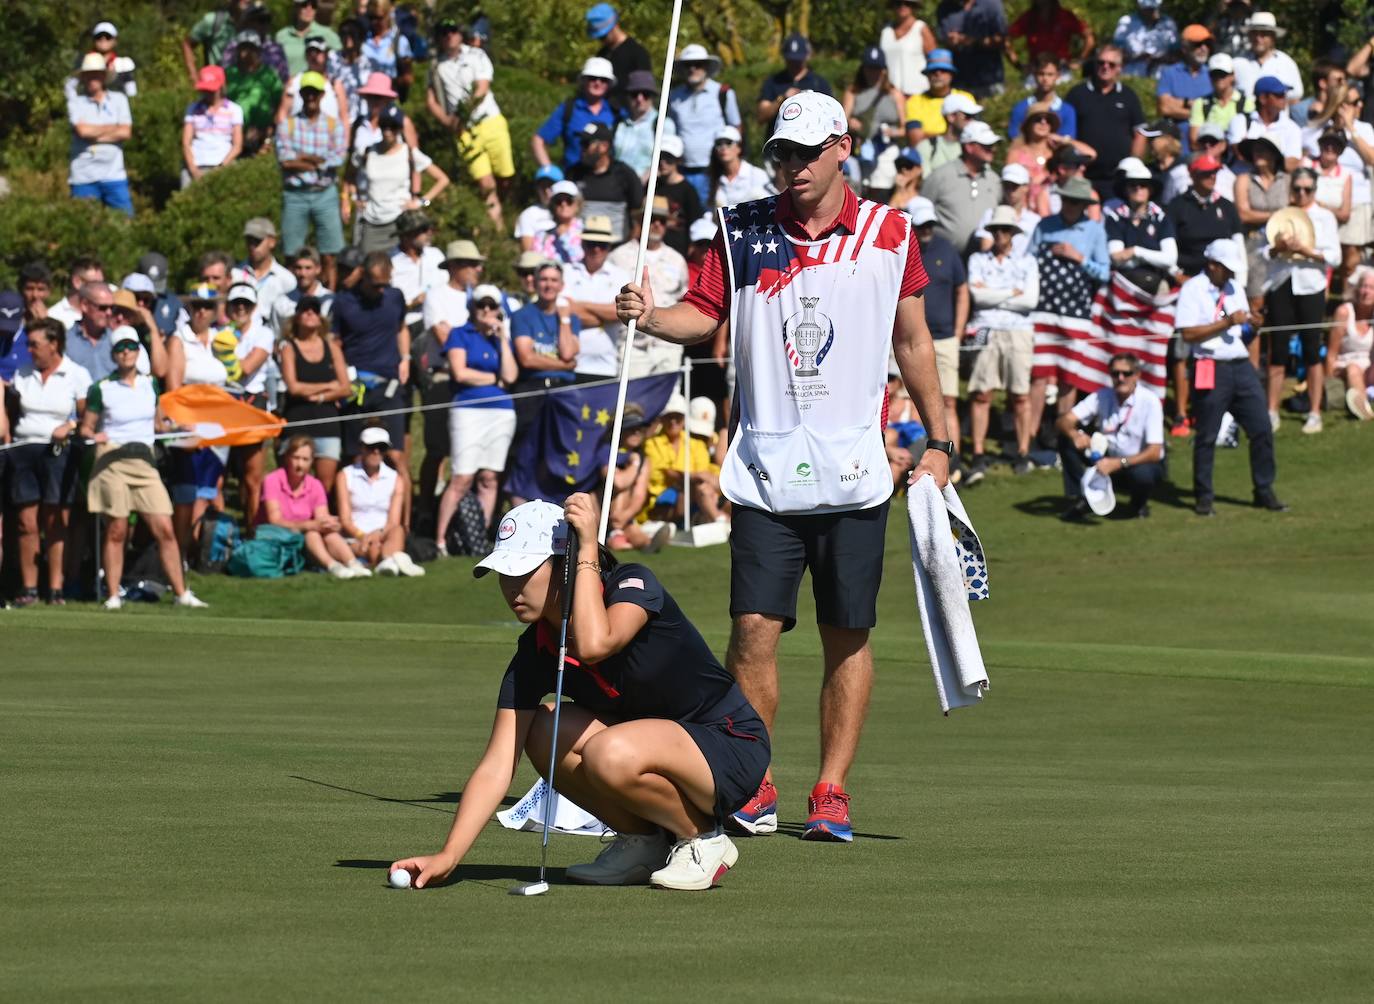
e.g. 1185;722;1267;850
504;374;680;503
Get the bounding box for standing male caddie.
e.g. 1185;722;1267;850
616;90;950;842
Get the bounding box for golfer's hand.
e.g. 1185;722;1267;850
616;268;656;328
391;852;457;890
563;492;601;552
908;449;950;490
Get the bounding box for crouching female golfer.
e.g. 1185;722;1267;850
391;493;769;891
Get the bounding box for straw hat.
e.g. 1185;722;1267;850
1266;207;1316;256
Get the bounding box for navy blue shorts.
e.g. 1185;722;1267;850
729;500;890;632
679;703;771;820
6;442;80;507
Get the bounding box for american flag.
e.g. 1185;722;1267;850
1031;272;1177;398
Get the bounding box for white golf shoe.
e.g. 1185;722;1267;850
347;561;372;578
375;556;401;576
174;590;208;609
566;830;672;886
103;596;123;610
650;830;739;891
393;551;426;577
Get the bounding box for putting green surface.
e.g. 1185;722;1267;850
4;426;1372;1001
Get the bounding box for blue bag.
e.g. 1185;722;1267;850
226;525;306;578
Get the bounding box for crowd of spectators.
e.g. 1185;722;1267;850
5;0;1374;606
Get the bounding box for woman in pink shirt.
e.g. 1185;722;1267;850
258;434;369;578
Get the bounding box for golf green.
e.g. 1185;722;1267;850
4;424;1372;1000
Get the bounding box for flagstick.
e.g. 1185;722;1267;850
597;0;686;544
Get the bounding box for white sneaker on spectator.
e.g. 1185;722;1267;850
1348;388;1374;421
328;562;353;579
393;551;426;577
1269;410;1281;433
376;556;401;576
650;830;739;891
174;590;208;609
1302;413;1322;435
567;830;672;885
103;596;122;611
347;561;372;578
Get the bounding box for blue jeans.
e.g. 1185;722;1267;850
71;179;133;216
682;168;711;206
281;185;345;255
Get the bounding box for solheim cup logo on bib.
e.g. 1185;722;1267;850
783;296;834;378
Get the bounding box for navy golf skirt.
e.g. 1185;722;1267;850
679;700;771;820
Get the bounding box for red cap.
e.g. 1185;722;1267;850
195;64;225;92
1190;154;1222;173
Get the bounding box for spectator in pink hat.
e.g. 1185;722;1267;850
348;72;418;164
182;65;243;188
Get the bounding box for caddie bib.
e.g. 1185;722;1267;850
718;195;911;514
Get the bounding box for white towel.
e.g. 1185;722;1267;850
907;475;990;714
496;779;608;837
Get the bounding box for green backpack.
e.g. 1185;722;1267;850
226;525;306;578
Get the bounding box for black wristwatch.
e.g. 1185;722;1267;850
924;439;955;457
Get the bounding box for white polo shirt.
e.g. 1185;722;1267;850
86;373;158;445
1175;271;1251;360
563;260;627;377
422;282;469;334
1071;385;1165;459
343;460;397;534
11;356;93;444
1226;110;1302;163
389;245;447;327
68;91;132;185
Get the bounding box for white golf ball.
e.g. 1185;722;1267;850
389;869;412;889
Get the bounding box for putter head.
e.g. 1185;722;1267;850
509;881;549;897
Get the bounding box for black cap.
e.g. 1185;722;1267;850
395;209;432;235
296;294;324;315
378;104;405;130
581;121;614;144
137;252;169;293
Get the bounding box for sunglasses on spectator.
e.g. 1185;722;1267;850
771;135;842;164
245;236;265;247
190;301;217;310
551;195;576;205
113;344;140;353
1345;98;1364;106
95;32;114;41
362;443;386;452
88;303;113;313
474;300;501;311
1125;180;1150;188
1110;369;1137;379
630;90;654;99
1292;186;1315;194
1097;60;1121;68
228;300;254;311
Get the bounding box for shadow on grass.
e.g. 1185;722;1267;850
291;775;517;813
335;858;569;890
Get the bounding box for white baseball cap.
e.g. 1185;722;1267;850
474;500;570;579
1204;238;1243;274
688;396;716;437
907;196;938;227
1000;163;1031;186
226;281;257;305
471;283;505;312
960;120;1001;147
689;217;719;243
941;93;984;117
714;125;742;144
360;426;392;447
1208;52;1235;75
765;91;847;155
550;179;581;200
660;134;685;160
1116;156;1153;181
580;56;616;83
1080;467;1117;516
93;21;118;37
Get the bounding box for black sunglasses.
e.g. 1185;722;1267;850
1110;369;1137;379
1292;186;1316;194
362;442;387;452
771;135;842;164
474;300;501;311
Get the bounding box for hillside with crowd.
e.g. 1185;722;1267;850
2;0;1373;608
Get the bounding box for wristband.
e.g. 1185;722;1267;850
576;560;601;574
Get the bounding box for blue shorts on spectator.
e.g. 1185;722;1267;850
71;179;134;216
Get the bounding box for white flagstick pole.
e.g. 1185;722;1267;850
597;0;686;544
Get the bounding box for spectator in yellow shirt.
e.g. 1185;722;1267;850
642;393;726;524
903;49;976;146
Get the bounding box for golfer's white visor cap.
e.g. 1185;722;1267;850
473;500;569;578
1081;468;1117;517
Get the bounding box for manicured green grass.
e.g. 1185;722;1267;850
3;417;1372;1000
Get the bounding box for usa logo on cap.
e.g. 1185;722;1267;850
782;101;802;121
497;517;517;540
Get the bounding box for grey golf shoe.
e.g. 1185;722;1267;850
566;830;672;885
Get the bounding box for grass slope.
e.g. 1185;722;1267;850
3;419;1372;1000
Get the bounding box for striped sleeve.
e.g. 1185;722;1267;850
901;238;929;299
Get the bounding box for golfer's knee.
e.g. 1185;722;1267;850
580;732;639;789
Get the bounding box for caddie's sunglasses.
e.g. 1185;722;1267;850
772;135;842;164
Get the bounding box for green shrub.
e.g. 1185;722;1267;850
0;191;147;289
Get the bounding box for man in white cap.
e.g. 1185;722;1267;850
532;57;623;173
616;89;949;844
66;21;138;101
915;92;982;171
1232;11;1302;102
921;119;1003;254
1054;350;1166;521
974;162;1041;257
1174;239;1285;515
668;44;743;205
